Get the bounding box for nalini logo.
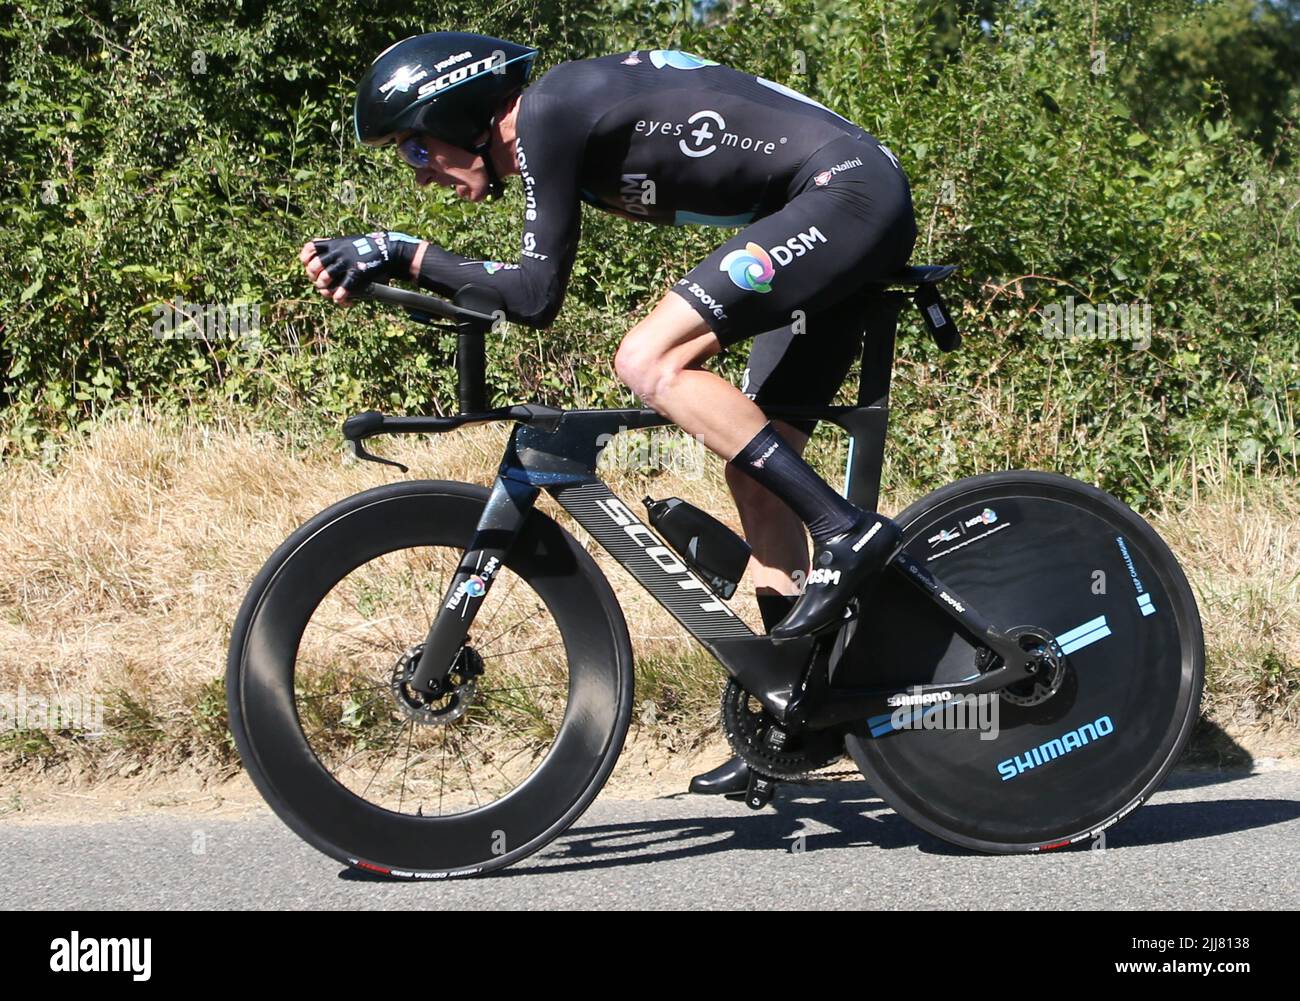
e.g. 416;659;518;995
50;932;151;981
750;441;780;467
813;156;863;186
721;242;775;293
649;50;717;70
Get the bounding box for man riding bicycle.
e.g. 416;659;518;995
301;32;918;795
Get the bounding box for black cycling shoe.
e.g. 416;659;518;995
688;755;750;795
771;513;902;639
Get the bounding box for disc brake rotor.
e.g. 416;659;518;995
390;644;483;725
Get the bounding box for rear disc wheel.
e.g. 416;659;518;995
839;471;1203;853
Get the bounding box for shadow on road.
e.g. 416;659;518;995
337;768;1300;882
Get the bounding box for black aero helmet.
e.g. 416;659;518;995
354;32;538;149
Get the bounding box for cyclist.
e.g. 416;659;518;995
301;32;917;795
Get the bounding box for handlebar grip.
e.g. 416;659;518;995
361;283;498;324
343;409;385;440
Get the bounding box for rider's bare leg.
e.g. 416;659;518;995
613;294;768;458
614;294;857;540
614;292;897;641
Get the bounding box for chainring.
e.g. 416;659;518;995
721;679;845;780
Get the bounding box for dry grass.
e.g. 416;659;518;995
0;412;1295;795
0;413;752;791
1150;473;1300;763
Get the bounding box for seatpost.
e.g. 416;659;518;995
857;292;906;407
842;291;907;511
452;284;502;413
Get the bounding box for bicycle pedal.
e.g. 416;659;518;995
745;771;778;810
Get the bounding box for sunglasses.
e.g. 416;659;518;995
397;134;432;169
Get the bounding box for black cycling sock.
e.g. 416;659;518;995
730;422;862;545
756;593;799;633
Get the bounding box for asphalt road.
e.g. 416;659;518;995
5;766;1298;909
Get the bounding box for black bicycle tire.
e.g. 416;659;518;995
843;470;1204;854
227;479;635;879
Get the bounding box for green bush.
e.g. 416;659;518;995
2;0;1297;505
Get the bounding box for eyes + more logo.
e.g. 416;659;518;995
719;226;829;293
634;111;788;160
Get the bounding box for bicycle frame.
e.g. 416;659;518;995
348;284;1045;730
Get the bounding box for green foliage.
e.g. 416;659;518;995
1128;0;1300;155
188;677;236;762
1;0;1297;505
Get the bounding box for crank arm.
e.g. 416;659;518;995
788;661;1025;731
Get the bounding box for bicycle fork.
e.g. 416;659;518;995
405;475;538;696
